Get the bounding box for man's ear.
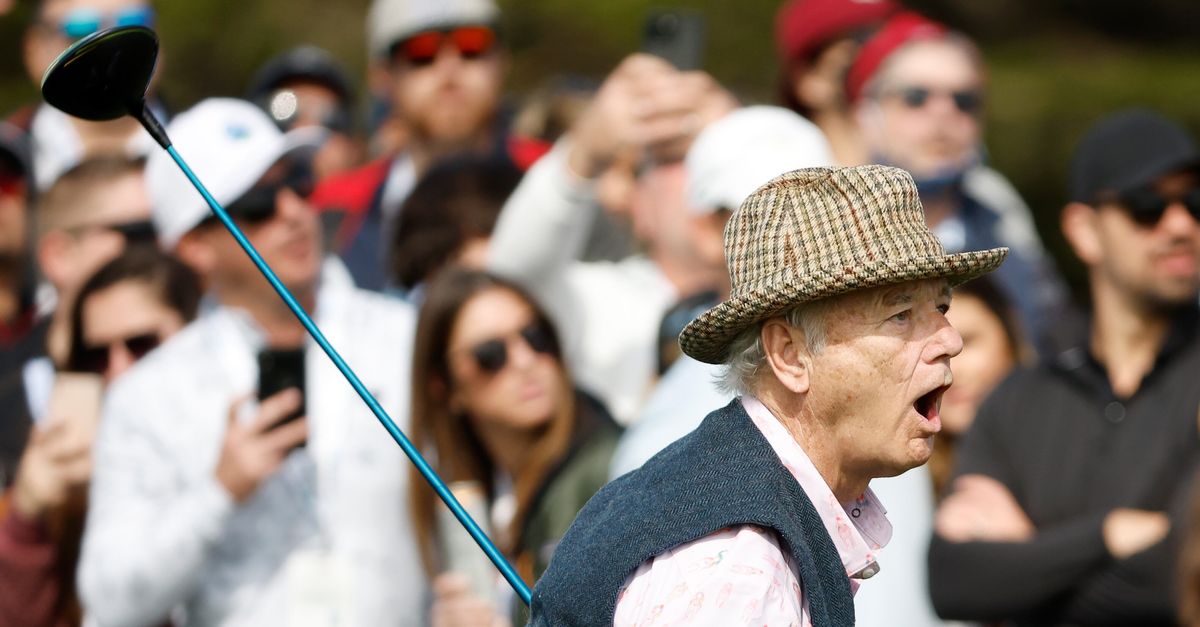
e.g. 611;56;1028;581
761;318;811;395
37;231;75;290
1061;202;1102;266
174;230;217;278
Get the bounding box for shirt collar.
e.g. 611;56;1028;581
741;395;893;580
1052;304;1200;398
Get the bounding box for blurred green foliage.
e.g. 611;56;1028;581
1;0;1198;296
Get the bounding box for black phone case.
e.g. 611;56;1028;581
257;348;306;436
642;10;706;71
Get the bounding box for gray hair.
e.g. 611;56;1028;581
716;301;830;396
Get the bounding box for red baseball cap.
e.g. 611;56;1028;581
844;11;947;103
775;0;900;64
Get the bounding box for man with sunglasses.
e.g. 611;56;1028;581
929;109;1200;625
17;0;163;191
848;12;1069;356
31;156;155;366
247;46;363;182
77;99;425;626
313;0;510;290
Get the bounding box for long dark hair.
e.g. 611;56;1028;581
408;268;575;581
66;245;203;372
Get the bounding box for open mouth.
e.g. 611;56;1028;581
914;385;949;421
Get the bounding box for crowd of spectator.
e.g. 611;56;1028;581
0;0;1197;625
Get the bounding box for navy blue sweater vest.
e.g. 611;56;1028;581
528;399;854;626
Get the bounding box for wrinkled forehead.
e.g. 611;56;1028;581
838;278;953;313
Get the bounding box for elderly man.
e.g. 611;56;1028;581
529;164;1006;625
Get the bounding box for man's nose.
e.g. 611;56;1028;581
929;312;964;362
1159;199;1200;234
274;187;312;220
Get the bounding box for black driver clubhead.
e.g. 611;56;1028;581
40;25;170;147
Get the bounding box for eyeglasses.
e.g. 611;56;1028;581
1113;186;1200;227
76;332;161;375
51;5;156;40
203;159;315;228
393;25;497;66
460;320;557;375
883;85;983;115
67;218;157;244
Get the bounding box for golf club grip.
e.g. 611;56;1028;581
164;145;534;607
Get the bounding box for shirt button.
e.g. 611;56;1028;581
1104;401;1126;423
851;507;862;518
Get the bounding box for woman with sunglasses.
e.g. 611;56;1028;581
0;246;199;627
65;246;201;381
409;268;620;626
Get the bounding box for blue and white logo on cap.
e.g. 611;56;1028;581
225;123;251;141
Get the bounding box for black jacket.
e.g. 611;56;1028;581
929;307;1200;625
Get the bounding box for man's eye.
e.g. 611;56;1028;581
937;303;950;315
891;310;911;322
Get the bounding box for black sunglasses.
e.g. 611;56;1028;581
202;159;315;228
465;320;557;375
1115;186;1200;227
67;218;158;243
107;219;158;243
888;85;983;115
76;332;161;375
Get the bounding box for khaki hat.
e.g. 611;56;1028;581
679;165;1007;364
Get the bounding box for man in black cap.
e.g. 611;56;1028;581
929;108;1200;625
246;46;362;180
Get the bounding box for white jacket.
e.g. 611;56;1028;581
78;275;425;626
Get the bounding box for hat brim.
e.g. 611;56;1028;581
679;247;1008;364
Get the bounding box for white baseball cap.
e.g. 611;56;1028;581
367;0;499;60
685;106;835;215
146;98;319;249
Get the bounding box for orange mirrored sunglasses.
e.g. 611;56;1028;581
396;26;497;65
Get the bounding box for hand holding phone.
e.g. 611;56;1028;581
12;373;104;519
215;388;308;503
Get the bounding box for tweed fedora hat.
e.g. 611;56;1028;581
680;165;1007;364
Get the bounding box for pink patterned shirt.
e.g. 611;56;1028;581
612;396;893;626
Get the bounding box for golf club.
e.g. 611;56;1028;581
41;25;533;607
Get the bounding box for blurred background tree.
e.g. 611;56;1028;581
1;0;1198;297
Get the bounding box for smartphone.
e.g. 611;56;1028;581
257;348;306;445
642;9;706;71
436;481;495;599
45;372;104;433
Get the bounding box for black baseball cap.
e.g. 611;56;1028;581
247;46;354;107
1069;108;1199;202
